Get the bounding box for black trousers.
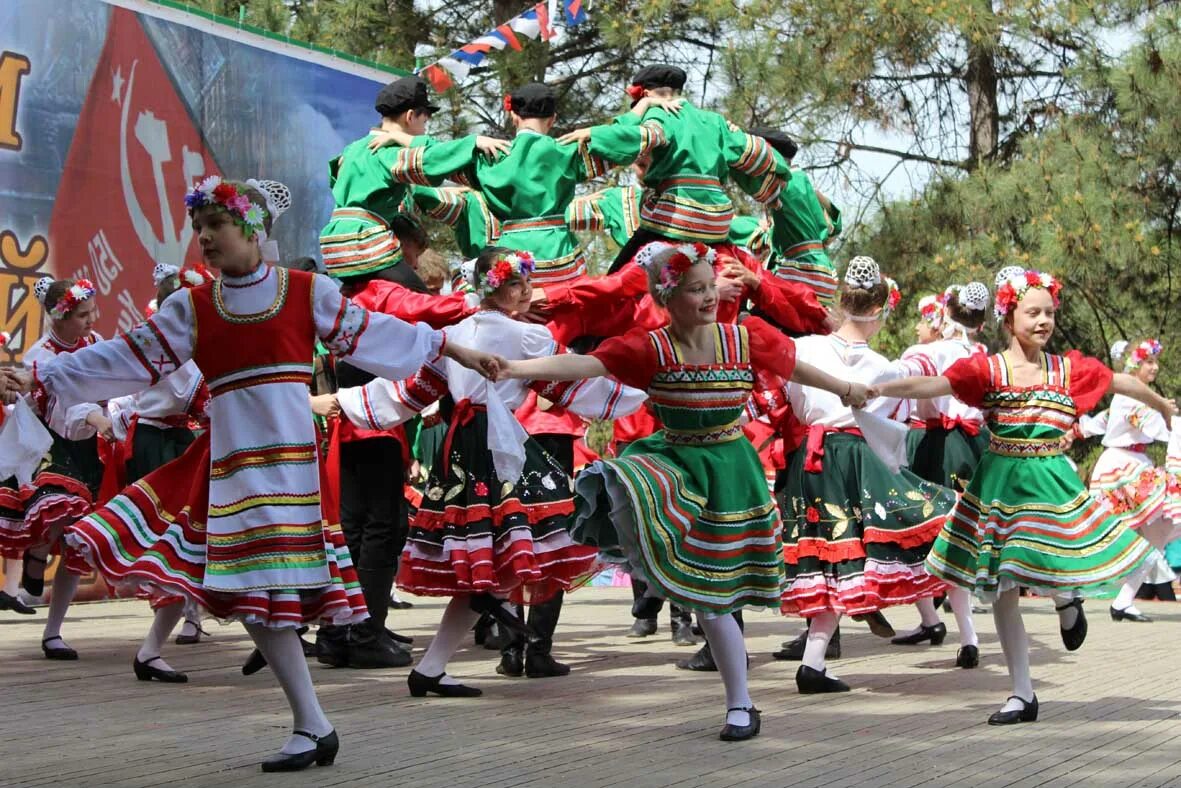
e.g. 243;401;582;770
339;437;407;629
502;433;573;657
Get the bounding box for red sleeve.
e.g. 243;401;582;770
944;354;991;409
352;280;473;329
749;270;830;335
744;316;797;380
543;264;648;311
589;328;657;390
1066;351;1114;414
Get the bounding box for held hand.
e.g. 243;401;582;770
1157;397;1177;422
491;359;522;382
641;96;684;115
721;261;758;291
476;135;511;158
840;382;869;409
2;367;33;393
557;127;593;146
715;274;743;302
87;411;115;441
309;393;340;419
367;128;414;151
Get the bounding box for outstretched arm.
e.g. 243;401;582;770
871;376;954;401
498;354;608;382
791;362;868;407
1111;373;1177;421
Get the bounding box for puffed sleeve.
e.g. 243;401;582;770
943;353;992;409
1066;351;1114;414
589;328;659;391
745;316;797;381
518;325;646;421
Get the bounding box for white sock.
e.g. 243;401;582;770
246;624;331;755
802;611;839;677
946;587;978;647
697;613;752;727
42;565;80;645
3;558;20;596
1052;593;1080;629
917;596;942;626
178;617;200;638
993;588;1033;712
416;595;480;685
1112;561;1152;613
136;603;184;672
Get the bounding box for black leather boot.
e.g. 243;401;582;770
348;619;411;669
316;624;350;668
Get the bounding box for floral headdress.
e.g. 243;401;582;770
185;176;268;239
1125;339;1162;371
884;277;902;318
993;269;1061;322
635;241;718;304
917;294;945;330
479;250;535;297
46;280;96;321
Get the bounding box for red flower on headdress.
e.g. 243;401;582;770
805;506;820;523
691;242;709;258
492;260;513;281
995;282;1018;315
212;182;236;203
503;95;513;113
667;251;695;275
887;288;902;310
1024;270;1041;287
625;83;645;101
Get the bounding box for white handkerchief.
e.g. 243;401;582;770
852;408;910;474
0;398;52;485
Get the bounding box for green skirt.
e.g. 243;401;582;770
571;432;783;615
925;451;1154;600
906;425;988;491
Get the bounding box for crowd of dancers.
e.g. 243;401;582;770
0;65;1177;771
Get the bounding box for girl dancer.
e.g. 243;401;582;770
6;177;497;771
870;269;1167;724
1089;338;1179;622
11;278;107;659
776;257;958;692
493;241;867;741
323;246;646;697
889;283;991;667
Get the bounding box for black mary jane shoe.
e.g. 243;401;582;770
407;669;483;698
469;594;538;642
242;649;268;676
1110;605;1152;623
795;665;850;694
42;637;78;661
260;729;339;773
174;621;209;646
134;655;189;683
22;551;48;598
852;610;895;638
955;644;980;669
1056;598;1087;651
987;695;1038;726
0;590;35;615
890;622;947;646
719;706;761;742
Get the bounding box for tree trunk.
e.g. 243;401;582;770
385;0;423;68
964;0;999;169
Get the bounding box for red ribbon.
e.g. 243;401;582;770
320;419;342;526
910;416;982;437
440;398;481;476
625;83;645;101
804;425;864;473
96;418;134;505
1127;443;1149;454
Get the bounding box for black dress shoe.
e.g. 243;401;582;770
469;594;538;642
42;637;77;661
407;669;483;698
955;644;979;669
719;706;761;741
22;551;47;598
348;624;413;669
987;695;1038;725
772;628;840;661
0;590;35;614
890;622;947;646
671;619;698;646
1056;598;1087;651
628;618;658;638
631;595;664;620
795;664;850;694
853;610;895;638
525;652;570;678
676;643;717;671
384;627;414;645
1110;605;1152;622
260;729;339;772
315;625;350;667
242;648;268;676
134;655;189;683
497;649;524;677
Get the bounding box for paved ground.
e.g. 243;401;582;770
2;589;1180;788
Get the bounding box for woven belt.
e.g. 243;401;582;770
500;215;566;233
988;435;1063;457
783;239;825;258
657;175;724;192
663;422;743;445
328;207;389;226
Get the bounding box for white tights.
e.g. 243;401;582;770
42;562;79;646
801;611;840;677
992;588;1033;712
245;623;331;755
697;612;752;726
415;595;480;685
137;602;185;671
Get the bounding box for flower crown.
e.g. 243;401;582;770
636;241;718;303
917;294;946;329
48;280;96;321
884;277;902;316
994;269;1061;321
480;251;535;297
1126;338;1163;370
184;176;268;239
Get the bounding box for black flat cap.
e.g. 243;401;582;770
749;127;799;161
507;83;557;118
375;76;441;117
630;65;687;90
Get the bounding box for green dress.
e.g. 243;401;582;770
928;351;1154;599
569;319;794;615
319;133;478;279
